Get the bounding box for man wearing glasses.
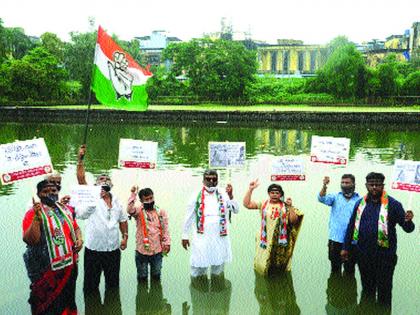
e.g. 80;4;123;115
75;145;128;297
341;172;414;310
182;169;239;279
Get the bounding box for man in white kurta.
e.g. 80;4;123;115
182;170;239;277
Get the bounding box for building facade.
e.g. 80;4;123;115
257;40;326;76
136;31;181;67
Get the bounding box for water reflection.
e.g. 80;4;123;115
187;275;232;314
84;287;122;315
254;271;300;315
136;280;171;315
325;273;357;314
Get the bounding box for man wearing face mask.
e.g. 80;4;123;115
182;169;239;278
127;187;171;282
75;145;128;297
318;174;360;274
22;180;83;314
341;172;414;309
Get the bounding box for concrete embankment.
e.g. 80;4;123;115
1;107;419;128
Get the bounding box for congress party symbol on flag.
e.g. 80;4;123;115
92;26;153;110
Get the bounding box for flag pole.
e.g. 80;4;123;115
82;26;100;145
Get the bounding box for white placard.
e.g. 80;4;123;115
209;142;246;168
118;138;158;169
69;185;101;209
391;159;420;192
0;138;53;185
271;156;305;181
310;136;350;165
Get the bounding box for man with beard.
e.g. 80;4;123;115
75;145;128;295
182;169;239;278
318;174;360;274
341;172;414;309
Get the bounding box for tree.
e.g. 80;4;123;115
5;27;35;59
2;47;68;102
313;43;367;98
40;32;65;62
63;31;97;100
401;71;420;96
163;38;257;101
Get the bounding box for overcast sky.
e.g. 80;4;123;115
2;0;419;44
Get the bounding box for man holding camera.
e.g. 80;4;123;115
76;145;128;294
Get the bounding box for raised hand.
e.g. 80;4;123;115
323;176;330;186
249;179;260;191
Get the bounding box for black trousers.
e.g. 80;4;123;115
83;247;121;294
357;251;397;307
328;240;356;274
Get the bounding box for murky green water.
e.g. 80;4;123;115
0;121;419;314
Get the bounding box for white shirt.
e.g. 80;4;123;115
76;194;128;252
182;187;239;267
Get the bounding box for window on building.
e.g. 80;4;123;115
271;51;277;72
310;51;316;73
283;50;289;73
298;51;304;72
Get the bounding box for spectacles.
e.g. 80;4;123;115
204;177;218;182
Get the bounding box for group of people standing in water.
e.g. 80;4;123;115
22;144;414;314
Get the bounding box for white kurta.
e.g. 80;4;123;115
182;188;239;268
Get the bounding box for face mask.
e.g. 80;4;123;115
341;185;355;197
143;201;155;210
205;186;217;193
41;194;58;207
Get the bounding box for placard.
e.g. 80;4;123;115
391;159;420;192
271;156;305;181
0;138;53;185
209;142;246;168
118;139;158;169
310;136;350;165
69;185;101;209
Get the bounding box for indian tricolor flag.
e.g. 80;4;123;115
92;26;152;110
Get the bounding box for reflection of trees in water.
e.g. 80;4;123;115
136;281;171;315
0;122;419;184
254;271;300;315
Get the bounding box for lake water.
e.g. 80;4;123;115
0;121;419;314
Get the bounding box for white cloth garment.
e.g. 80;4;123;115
191;264;225;277
182;187;239;268
76;194;128;252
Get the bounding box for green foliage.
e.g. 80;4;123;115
311;43;367;98
40;32;65;62
163;38;257;101
0;47;68;102
63;31;97;100
146;66;191;100
401;71;420;96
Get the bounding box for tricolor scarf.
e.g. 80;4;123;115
195;187;227;236
39;203;76;271
260;200;288;249
353;191;389;248
139;205;164;250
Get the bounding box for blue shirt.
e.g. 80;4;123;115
343;195;415;256
318;192;361;243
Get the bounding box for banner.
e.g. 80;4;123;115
310;136;350;165
118;139;158;169
391;159;420;192
209;142;246;168
271;156;305;181
0;138;53;185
